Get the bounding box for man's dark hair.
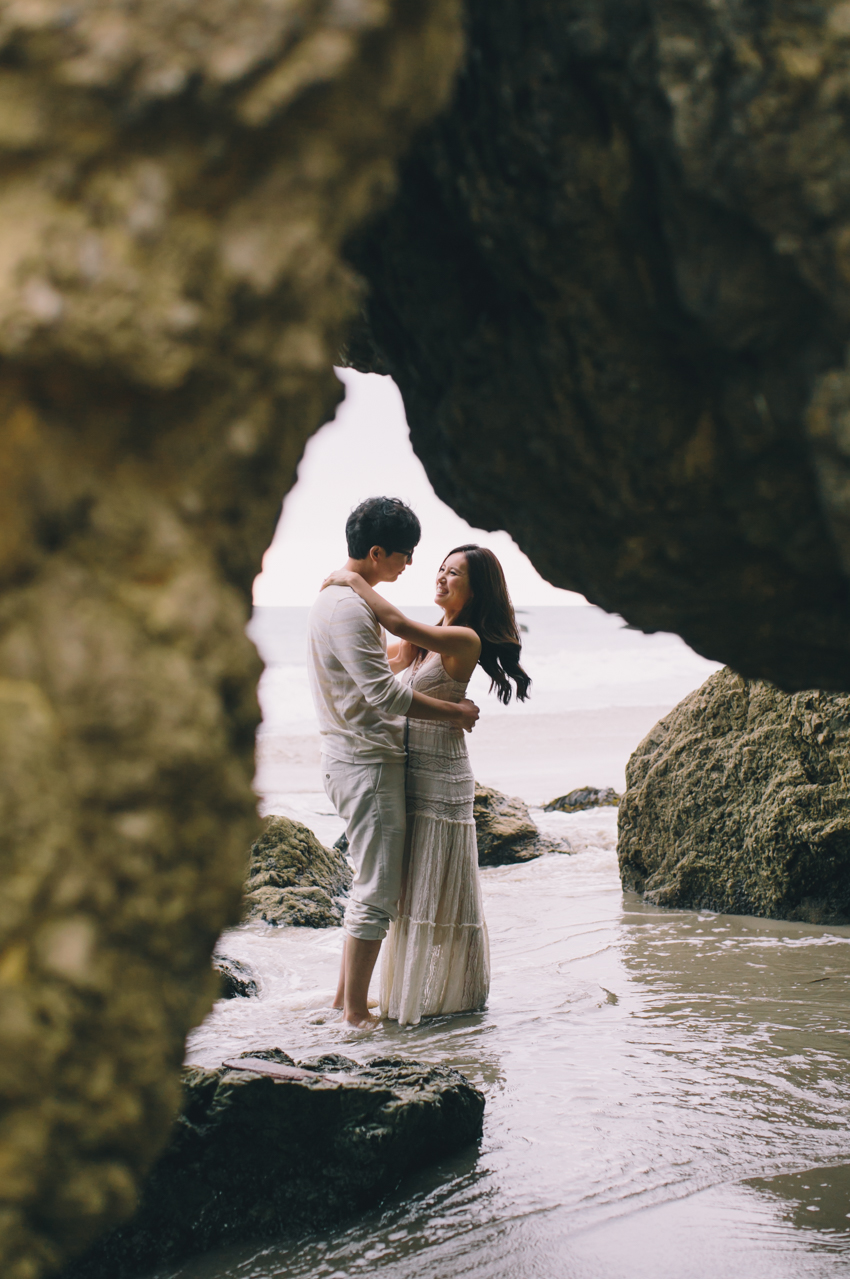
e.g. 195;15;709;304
346;497;421;559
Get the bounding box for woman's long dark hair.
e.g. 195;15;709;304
441;544;531;705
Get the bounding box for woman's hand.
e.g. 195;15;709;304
321;568;361;591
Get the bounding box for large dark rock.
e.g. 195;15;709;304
345;0;850;692
474;783;567;865
618;668;850;923
243;816;353;927
62;1049;485;1279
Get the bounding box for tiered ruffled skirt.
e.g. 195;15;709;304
379;722;490;1026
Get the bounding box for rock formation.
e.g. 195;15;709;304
545;787;621;814
618;668;850;922
62;1049;485;1279
0;5;463;1276
345;0;850;692
336;791;566;866
212;955;259;1000
16;1;850;1272
243;816;352;927
474;783;567;865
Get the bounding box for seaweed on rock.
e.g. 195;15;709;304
618;668;850;923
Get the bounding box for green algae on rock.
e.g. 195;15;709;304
61;1051;485;1279
244;884;346;928
0;2;464;1275
618;668;850;923
243;816;352;927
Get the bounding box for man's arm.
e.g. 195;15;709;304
322;569;480;665
330;595;417;717
332;596;480;732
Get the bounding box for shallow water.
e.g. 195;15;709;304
157;805;850;1279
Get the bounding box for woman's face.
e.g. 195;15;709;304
435;552;472;617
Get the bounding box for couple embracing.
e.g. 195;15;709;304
307;497;530;1029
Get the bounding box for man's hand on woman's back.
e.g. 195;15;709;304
456;699;480;733
407;691;480;731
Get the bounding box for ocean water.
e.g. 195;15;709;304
247;605;723;804
149;609;850;1279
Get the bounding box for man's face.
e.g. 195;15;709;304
373;546;414;582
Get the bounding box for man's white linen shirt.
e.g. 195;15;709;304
307;585;414;763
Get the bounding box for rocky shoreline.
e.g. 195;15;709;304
62;1050;485;1279
618;668;850;923
61;788;596;1276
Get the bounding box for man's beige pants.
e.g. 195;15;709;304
322;757;406;941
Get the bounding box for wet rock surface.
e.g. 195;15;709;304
474;783;568;865
62;1049;485;1279
618;667;850;922
212;955;259;1000
545;787;621;814
346;0;850;692
0;4;464;1275
244;816;352;928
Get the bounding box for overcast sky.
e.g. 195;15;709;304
254;368;587;608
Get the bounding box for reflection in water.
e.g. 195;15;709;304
156;807;850;1279
745;1163;850;1237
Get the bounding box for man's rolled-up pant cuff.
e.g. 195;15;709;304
344;899;394;942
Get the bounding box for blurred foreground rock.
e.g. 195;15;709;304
618;668;850;922
474;783;568;865
62;1049;485;1279
0;3;463;1276
243;816;352;927
347;0;850;691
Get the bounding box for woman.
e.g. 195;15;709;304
323;544;530;1026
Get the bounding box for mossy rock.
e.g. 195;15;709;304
618;668;850;922
243;816;352;927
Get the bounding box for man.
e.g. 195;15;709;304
308;496;479;1029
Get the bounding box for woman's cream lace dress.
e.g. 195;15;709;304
379;651;490;1026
